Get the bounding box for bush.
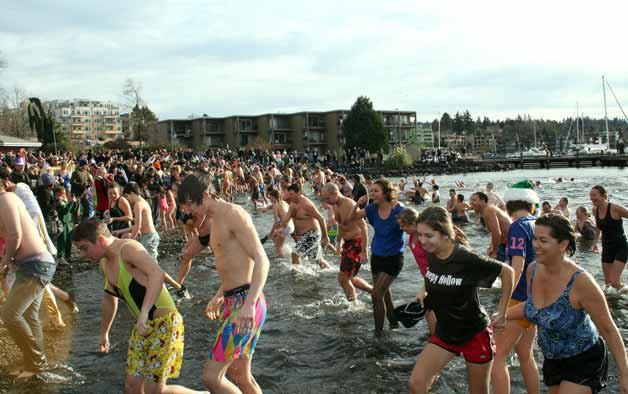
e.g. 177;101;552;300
384;146;412;169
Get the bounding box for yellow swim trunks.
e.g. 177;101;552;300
127;310;184;383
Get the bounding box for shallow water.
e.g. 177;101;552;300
2;167;628;393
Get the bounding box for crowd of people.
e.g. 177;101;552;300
0;146;627;394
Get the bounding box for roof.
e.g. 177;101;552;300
0;134;43;148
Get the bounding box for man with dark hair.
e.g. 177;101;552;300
123;182;160;260
284;183;331;268
351;174;367;202
72;219;204;394
470;191;512;261
177;173;268;394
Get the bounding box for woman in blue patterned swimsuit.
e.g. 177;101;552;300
508;214;628;394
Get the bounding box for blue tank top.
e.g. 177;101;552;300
524;264;598;359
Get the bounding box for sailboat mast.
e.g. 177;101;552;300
576;102;580;144
533;120;537;147
603;75;610;150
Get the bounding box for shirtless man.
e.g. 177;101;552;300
177;173;269;394
321;183;372;300
470;191;512;261
283;183;331;268
222;166;233;201
311;167;326;197
72;219;206;394
176;210;213;285
123;182;160;260
0;175;57;377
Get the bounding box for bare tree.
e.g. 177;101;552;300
9;85;29;138
0;50;6;74
121;78;145;144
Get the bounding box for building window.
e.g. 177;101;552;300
240;119;253;131
240;134;249;146
308;116;325;128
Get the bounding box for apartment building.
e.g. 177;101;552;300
48;99;123;142
151;109;417;154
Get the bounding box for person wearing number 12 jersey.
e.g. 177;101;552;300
492;183;540;394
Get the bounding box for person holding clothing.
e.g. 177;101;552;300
590;185;628;294
509;214;628;394
408;206;514;394
350;178;404;335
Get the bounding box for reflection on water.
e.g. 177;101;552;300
1;168;628;393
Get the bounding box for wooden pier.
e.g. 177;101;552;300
486;154;628;170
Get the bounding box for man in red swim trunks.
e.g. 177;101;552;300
322;183;372;301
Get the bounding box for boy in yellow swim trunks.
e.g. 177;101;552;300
72;218;207;394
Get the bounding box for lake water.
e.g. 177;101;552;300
2;167;628;393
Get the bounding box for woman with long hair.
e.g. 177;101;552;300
350;178;405;334
590;185;628;293
509;214;628;393
409;206;514;394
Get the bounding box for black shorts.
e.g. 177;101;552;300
370;253;404;277
199;234;210;247
543;337;608;394
601;239;628;264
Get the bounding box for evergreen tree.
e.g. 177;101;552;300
440;112;453;131
343;96;387;153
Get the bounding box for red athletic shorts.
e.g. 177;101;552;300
429;326;495;364
340;238;362;276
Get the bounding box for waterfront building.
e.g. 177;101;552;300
150;109;417;154
48;99;123;142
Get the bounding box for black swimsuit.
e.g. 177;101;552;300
595;203;628;264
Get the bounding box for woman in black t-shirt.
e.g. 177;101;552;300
409;207;514;394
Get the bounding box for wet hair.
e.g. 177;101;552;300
72;218;112;243
109;182;122;192
322;182;339;194
457;194;464;202
560;197;569;205
591;185;607;198
486;182;494;190
417;206;469;246
287;183;302;193
472;191;488;203
123;182;141;196
432;184;439;191
576;206;591;218
374;178;398;202
542;201;551;208
449;189;456;195
268;189;280;200
535;214;577;257
506;200;533;215
177;172;216;205
397;207;419;225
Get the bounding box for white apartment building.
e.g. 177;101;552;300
48;99;123;142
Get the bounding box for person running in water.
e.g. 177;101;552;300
283;183;331;268
590;185;628;294
492;184;540;394
72;219;206;394
321;183;372;301
0;179;57;378
349;178;405;334
409;206;514;394
177;173;269;394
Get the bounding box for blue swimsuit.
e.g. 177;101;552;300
525;265;598;359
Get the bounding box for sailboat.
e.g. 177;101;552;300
566;76;627;155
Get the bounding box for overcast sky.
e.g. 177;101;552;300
2;0;627;122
